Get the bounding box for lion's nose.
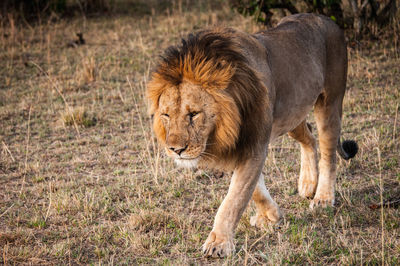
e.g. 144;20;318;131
169;145;188;155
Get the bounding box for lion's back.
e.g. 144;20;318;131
253;13;346;91
251;13;347;139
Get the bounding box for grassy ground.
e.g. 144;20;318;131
1;2;399;265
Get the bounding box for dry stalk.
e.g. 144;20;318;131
393;102;398;142
66;225;71;266
20;106;32;195
244;233;249;266
2;243;8;265
82;57;96;83
44;181;53;222
46;33;51;66
141;64;160;172
127;76;159;185
249;231;269;250
30;61;81;138
374;143;384;265
2;141;15;162
0;203;15;219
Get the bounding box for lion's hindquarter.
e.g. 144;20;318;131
252;14;347;141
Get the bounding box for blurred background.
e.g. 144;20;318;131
1;0;399;38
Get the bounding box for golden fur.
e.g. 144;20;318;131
147;29;270;167
147;14;358;257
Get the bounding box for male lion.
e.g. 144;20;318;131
147;13;358;258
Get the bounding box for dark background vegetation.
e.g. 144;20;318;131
231;0;398;37
1;0;398;38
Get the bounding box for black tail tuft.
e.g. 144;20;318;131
339;140;358;160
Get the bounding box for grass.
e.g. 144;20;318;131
60;106;97;128
1;2;399;265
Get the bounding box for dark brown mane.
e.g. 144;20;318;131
147;28;270;167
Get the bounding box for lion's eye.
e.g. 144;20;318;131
161;113;169;120
189;112;199;118
188;111;200;124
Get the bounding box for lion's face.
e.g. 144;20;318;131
147;30;246;167
155;81;218;166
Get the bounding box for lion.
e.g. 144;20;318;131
147;13;358;258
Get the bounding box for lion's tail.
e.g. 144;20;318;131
337;139;358;160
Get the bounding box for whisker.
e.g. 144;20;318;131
204;142;217;146
200;151;217;159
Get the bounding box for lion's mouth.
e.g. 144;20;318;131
174;157;200;168
165;146;204;159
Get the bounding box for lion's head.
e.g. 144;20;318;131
147;29;268;168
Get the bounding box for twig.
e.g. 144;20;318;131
0;203;15;218
244;232;249;266
374;146;384;265
20;106;32;195
142;65;162;179
2;141;15;162
44;181;52;222
249;231;269;250
360;0;369;10
66;225;71;266
393;102;398;141
2;242;8;265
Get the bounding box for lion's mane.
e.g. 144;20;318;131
147;28;270;166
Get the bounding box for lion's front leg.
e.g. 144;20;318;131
202;154;266;258
250;173;282;228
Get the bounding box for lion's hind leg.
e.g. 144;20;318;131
309;24;348;209
288;120;318;198
311;93;344;209
250;174;282;228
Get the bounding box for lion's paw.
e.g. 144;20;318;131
202;231;234;258
298;161;317;198
298;180;317;198
310;196;334;209
250;208;283;228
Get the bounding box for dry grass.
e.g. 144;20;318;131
76;57;97;85
61;106;96;128
0;2;399;265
